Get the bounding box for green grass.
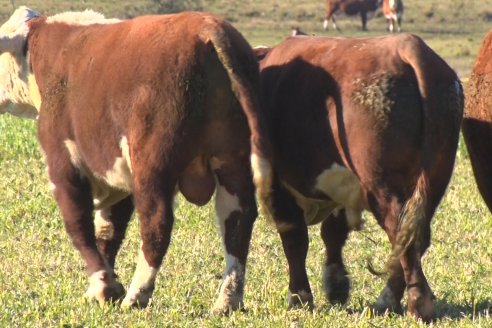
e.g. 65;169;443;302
1;0;492;326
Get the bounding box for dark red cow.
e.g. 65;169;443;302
0;7;272;312
324;0;380;31
463;30;492;214
382;0;404;32
256;34;463;321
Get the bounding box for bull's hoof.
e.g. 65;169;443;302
288;290;314;310
372;286;403;315
212;271;245;315
211;301;244;316
407;286;435;323
84;270;125;305
323;264;350;304
121;286;154;309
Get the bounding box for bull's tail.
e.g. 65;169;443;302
386;174;428;273
201;19;274;217
381;34;463;274
368;172;428;276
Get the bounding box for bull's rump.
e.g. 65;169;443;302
259;35;424;189
34;12;253;179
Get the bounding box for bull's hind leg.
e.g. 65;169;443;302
95;196;134;269
374;228;433;316
374;259;405;315
321;210;350;304
371;192;434;322
272;181;313;308
211;157;257;314
47;155;124;304
121;178;176;308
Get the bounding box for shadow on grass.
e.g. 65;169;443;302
434;299;492;320
318;298;492;321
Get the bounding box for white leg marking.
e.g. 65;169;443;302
94;208;114;240
323;19;329;30
213;254;245;313
212;181;245;313
215;182;241;244
122;247;158;308
84;268;124;305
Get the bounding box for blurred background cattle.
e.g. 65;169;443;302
382;0;404;32
323;0;380;31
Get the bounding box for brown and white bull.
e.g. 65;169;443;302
463;29;492;215
0;7;272;312
255;34;463;321
323;0;380;31
382;0;403;32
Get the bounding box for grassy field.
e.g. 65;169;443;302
1;0;492;327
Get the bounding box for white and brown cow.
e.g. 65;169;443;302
463;30;492;215
382;0;404;32
0;7;273;312
255;34;463;321
323;0;380;31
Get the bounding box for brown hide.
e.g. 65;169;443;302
258;34;463;321
463;29;492;213
26;12;272;210
382;0;404;32
324;0;380;30
21;11;272;310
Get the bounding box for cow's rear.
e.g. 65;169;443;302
324;0;380;31
383;0;404;32
258;33;462;321
0;7;272;313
